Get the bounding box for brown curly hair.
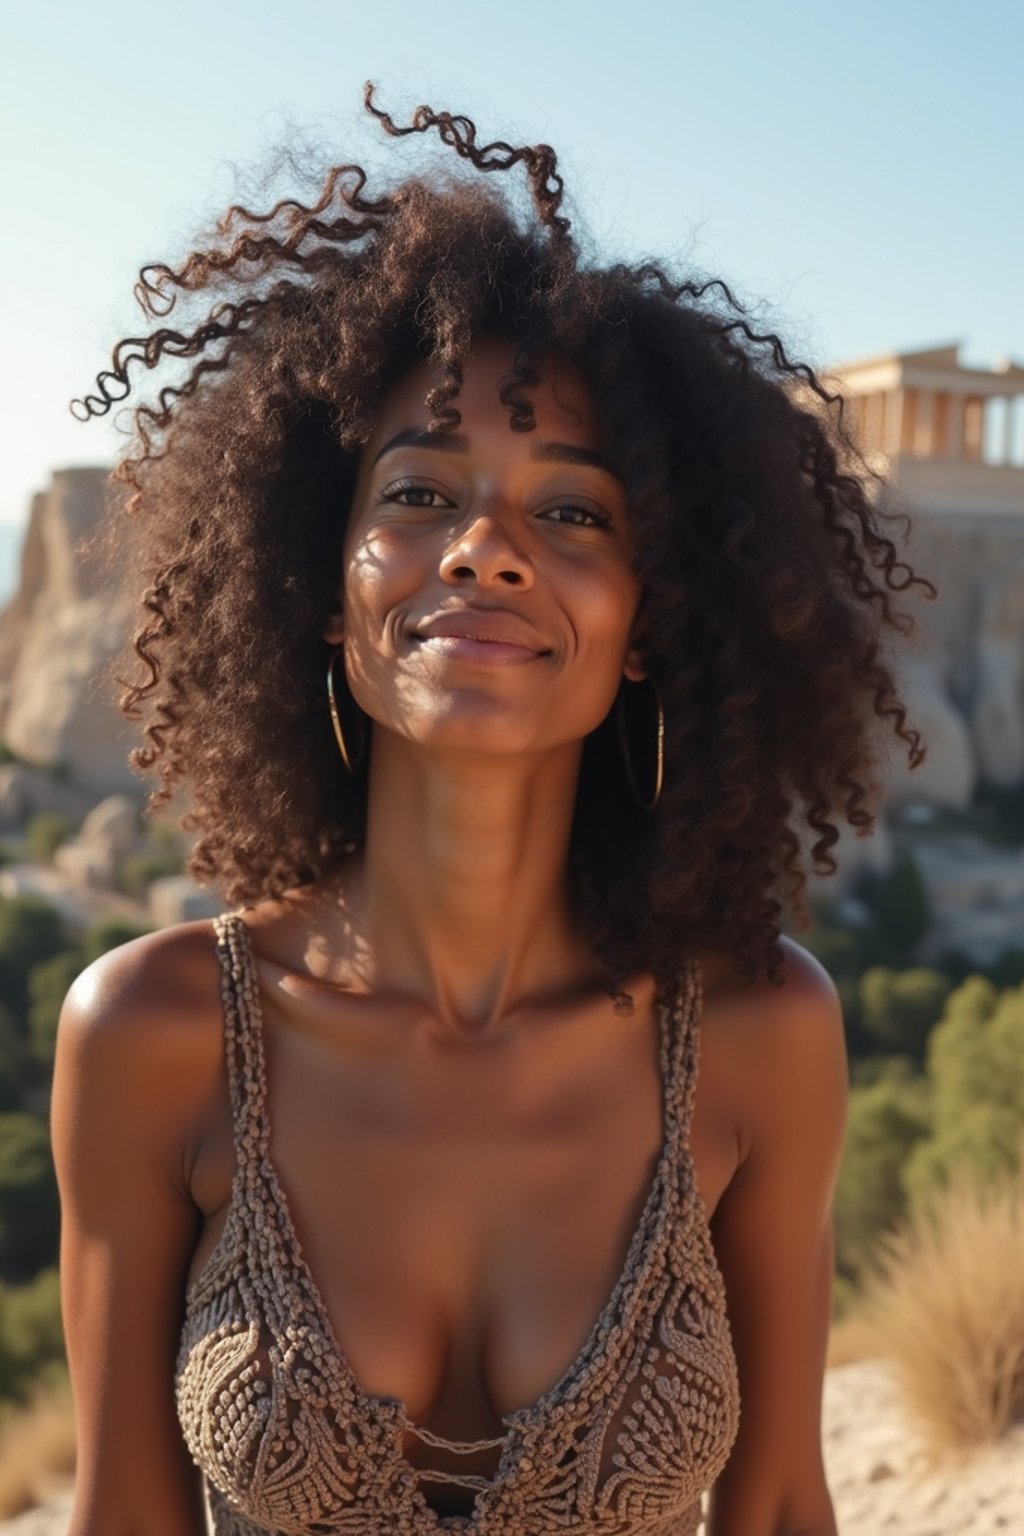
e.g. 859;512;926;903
77;84;932;987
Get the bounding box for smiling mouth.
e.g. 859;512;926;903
410;634;550;665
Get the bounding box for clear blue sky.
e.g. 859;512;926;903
2;0;1021;534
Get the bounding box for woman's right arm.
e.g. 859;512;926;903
51;926;223;1536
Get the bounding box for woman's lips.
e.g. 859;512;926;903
411;635;545;666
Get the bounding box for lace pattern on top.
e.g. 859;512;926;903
175;912;741;1535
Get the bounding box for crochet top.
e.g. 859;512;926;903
175;912;741;1536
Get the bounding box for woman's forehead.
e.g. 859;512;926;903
364;338;602;450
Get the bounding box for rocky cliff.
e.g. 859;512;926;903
0;468;136;796
881;509;1024;807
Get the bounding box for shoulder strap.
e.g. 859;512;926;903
664;958;703;1149
212;911;272;1165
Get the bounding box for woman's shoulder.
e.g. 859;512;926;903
695;933;839;1020
694;935;846;1161
54;916;231;1132
60;915;225;1039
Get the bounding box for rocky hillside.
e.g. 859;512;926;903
0;469;135;795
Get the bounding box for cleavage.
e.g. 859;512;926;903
258;962;667;1427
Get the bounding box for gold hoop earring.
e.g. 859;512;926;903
616;677;664;810
326;647;365;776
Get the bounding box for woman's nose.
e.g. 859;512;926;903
438;509;534;589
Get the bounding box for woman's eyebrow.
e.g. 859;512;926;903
372;429;470;464
530;440;622;480
372;429;622;481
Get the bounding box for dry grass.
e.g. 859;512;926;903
825;1305;885;1368
851;1161;1024;1470
0;1376;76;1519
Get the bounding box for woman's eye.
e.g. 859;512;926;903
540;503;612;529
380;480;453;509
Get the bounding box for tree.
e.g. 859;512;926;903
927;978;1022;1128
859;967;952;1059
901;978;1024;1219
0;1002;27;1111
833;1075;931;1285
0;897;67;1011
990;947;1024;990
0;1114;60;1282
0;1268;64;1400
27;951;85;1071
24;813;74;864
871;853;930;962
903;1105;1024;1221
115;844;183;900
80;917;151;966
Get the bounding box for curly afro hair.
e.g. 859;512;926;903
77;83;933;988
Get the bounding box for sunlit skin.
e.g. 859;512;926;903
52;342;847;1536
319;335;649;1034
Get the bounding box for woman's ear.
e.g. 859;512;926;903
623;620;649;683
322;595;345;647
623;647;648;684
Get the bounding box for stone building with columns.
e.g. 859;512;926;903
822;342;1024;959
827;341;1024;806
839;340;1024;508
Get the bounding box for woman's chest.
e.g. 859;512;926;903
179;929;743;1530
187;984;739;1433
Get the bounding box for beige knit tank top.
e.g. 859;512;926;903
176;912;741;1536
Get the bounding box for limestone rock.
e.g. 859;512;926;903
0;468;136;797
51;794;146;891
881;658;977;809
0;763;95;829
78;795;141;857
147;875;224;927
52;838;117;890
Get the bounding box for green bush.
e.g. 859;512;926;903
0;1114;59;1282
903;1104;1024;1219
989;947;1024;990
115;846;184;900
858;967;952;1059
0;897;67;1011
23;813;74;864
848;1052;919;1089
900;977;1024;1219
870;853;930;962
975;779;1024;843
0;1002;27;1111
833;1073;931;1285
0;1268;64;1401
27;951;85;1069
26;919;151;1074
80;917;152;966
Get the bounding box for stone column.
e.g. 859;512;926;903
901;387;918;453
882;389;904;456
914;390;935;456
865;391;886;452
945;391;965;459
964;396;984;460
932;392;949;460
1005;395;1018;465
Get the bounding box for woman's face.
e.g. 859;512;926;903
323;335;647;759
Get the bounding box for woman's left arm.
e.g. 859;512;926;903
704;941;849;1536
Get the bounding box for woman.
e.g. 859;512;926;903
52;87;929;1536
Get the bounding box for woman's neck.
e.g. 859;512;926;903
342;732;598;1033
